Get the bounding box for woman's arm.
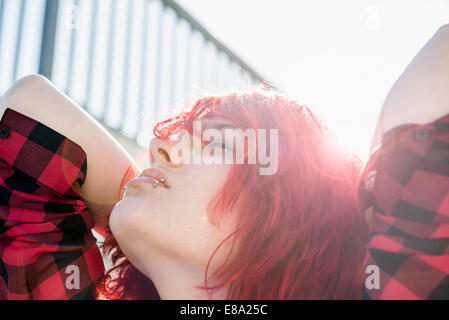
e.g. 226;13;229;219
0;74;140;237
370;24;449;152
361;24;449;300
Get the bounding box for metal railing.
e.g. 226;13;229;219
0;0;266;147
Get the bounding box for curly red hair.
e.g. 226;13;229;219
97;87;368;299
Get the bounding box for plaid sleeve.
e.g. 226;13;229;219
0;107;104;300
358;112;449;300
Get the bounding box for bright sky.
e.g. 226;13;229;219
177;0;449;159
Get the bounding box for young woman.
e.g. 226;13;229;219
1;24;448;300
0;80;368;299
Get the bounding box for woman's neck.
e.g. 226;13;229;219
142;257;229;300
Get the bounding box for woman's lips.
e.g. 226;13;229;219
123;175;167;199
127;176;162;188
138;167;170;188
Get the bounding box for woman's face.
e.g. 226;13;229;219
109;117;240;276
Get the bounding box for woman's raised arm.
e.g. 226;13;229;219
359;24;449;300
0;74;140;237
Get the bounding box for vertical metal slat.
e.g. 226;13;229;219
184;24;192;102
84;0;99;111
39;0;59;80
12;0;26;82
119;0;134;131
168;12;178;114
66;0;80;94
152;3;165;119
136;0;150;139
198;34;206;91
0;0;5;68
102;0;118;121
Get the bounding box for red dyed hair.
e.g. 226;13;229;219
98;87;368;299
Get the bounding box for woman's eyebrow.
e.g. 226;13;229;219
202;120;237;130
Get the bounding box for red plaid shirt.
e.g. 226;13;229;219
359;113;449;299
0;107;104;299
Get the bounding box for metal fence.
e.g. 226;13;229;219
0;0;265;147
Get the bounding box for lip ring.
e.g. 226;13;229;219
138;167;170;188
127;176;161;189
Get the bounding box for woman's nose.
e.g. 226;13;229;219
150;138;171;167
149;136;184;168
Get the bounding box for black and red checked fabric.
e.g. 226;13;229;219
358;112;449;299
0;107;104;299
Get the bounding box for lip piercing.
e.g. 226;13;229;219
159;178;170;188
122;178;165;189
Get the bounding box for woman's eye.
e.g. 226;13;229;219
209;141;227;149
